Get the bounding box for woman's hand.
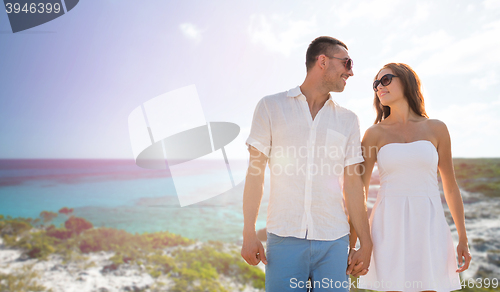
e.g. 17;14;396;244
456;241;472;272
346;246;371;277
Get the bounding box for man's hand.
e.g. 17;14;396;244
346;245;371;277
241;232;267;266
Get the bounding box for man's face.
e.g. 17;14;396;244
323;46;354;92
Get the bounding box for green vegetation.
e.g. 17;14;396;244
171;242;265;291
0;210;265;291
453;158;500;197
0;265;49;292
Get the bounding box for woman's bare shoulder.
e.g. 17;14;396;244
363;123;384;145
424;118;449;134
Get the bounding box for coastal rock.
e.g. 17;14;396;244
17;253;30;261
101;263;119;274
123;285;142;292
474;266;495;279
51;264;66;271
446;187;500;280
0;249;21;263
486;251;500;266
471;238;489;252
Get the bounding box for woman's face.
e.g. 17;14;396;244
375;68;405;106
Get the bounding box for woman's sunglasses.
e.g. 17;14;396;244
328;56;353;71
373;74;398;92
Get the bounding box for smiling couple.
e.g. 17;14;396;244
240;36;471;292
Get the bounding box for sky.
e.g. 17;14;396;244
1;0;500;159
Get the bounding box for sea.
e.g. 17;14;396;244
0;159;267;243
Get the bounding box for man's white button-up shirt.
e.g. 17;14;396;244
246;86;364;241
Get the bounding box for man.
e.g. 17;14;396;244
240;36;372;291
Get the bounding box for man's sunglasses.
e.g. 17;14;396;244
373;74;398;92
327;56;353;71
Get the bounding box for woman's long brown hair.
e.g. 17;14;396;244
374;63;428;124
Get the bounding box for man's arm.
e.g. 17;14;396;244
241;146;268;265
344;163;372;277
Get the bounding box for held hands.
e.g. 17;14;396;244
241;232;267;266
346;245;372;277
456;241;472;272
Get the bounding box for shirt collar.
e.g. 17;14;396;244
286;86;303;98
287;85;335;105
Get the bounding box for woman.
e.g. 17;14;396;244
357;63;471;292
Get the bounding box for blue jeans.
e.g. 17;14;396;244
265;232;349;292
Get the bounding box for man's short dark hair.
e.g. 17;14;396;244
305;36;348;71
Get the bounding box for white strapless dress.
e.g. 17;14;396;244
358;140;462;292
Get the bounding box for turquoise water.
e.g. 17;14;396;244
0;159;267;242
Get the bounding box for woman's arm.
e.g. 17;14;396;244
433;119;472;272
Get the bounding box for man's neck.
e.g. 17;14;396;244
300;79;330;108
300;79;331;121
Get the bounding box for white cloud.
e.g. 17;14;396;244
248;13;317;57
399;2;432;28
414;2;431;22
331;0;401;27
471;70;499;90
391;30;454;63
371;34;398;58
179;23;203;44
416;20;500;76
483;0;500;10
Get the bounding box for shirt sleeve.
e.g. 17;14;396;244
344;114;364;167
246;98;272;157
